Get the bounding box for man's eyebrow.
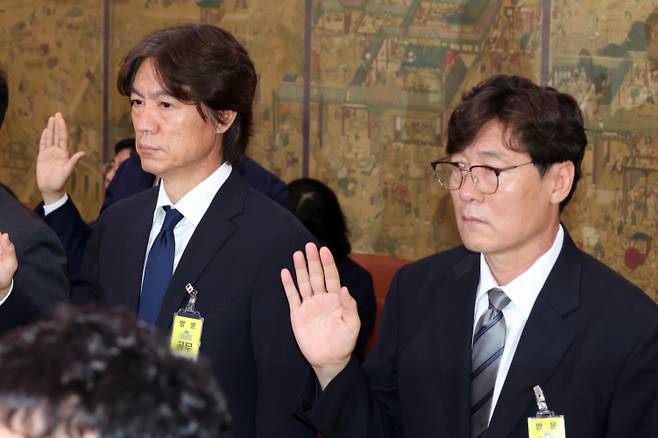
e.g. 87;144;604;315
476;149;508;159
129;87;172;99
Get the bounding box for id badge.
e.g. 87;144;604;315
527;386;566;438
527;416;566;438
169;283;204;361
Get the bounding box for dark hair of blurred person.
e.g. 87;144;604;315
0;67;8;129
117;24;257;165
287;178;375;361
0;305;231;438
104;138;136;189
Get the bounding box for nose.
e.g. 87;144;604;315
132;104;158;137
457;169;483;203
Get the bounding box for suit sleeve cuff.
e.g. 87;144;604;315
0;279;13;306
43;193;69;216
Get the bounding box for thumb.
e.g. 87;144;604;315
65;151;86;171
339;286;358;315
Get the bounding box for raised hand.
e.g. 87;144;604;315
36;112;86;204
281;243;360;389
0;233;18;300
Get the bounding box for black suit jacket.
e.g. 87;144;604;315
0;187;69;334
71;171;315;438
298;230;658;437
38;154;289;276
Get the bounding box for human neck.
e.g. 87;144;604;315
484;222;560;286
161;161;222;204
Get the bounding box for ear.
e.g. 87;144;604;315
214;111;237;134
548;161;575;206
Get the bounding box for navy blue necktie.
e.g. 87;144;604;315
138;206;184;325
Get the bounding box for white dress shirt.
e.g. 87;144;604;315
473;224;564;423
141;162;232;286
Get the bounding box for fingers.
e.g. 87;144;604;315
305;242;328;295
0;233;14;255
293;249;313;299
319;246;341;293
54;112;68;150
39;128;49;151
280;268;301;310
46;115;55;148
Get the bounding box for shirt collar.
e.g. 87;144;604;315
476;224;564;320
155;162;232;226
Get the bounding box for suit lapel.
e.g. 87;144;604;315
154;171;247;329
114;189;157;311
434;252;480;438
487;231;581;438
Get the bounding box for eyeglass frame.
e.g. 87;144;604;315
430;158;535;194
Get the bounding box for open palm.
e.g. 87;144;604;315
282;243;360;387
36;113;85;203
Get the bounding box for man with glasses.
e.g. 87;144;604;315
282;75;658;437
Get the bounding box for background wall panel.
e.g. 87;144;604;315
0;0;655;300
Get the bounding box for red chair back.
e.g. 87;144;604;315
350;253;410;355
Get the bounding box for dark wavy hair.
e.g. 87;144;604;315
0;305;231;438
288;178;351;258
117;24;257;165
446;74;587;210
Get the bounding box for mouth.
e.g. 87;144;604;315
461;214;486;224
137;144;159;154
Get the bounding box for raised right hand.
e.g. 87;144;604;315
281;243;360;389
36;112;85;204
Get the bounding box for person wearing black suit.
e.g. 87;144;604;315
33;25;314;438
0;69;68;334
281;75;658;438
37;150;289;277
0;186;69;335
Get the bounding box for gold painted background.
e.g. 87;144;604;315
0;0;655;300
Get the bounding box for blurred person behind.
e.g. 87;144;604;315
287;178;375;362
0;305;231;438
103;138;135;189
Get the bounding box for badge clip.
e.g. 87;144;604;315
533;385;556;417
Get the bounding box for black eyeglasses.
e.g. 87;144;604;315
430;159;534;194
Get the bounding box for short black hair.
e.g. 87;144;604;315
287;178;351;258
0;68;8;129
114;138;136;155
117;24;258;165
446;74;587;210
0;305;231;438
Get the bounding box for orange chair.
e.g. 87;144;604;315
350;253;410;356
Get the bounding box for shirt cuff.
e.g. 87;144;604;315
0;279;13;306
43;193;69;216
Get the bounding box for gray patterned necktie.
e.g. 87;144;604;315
471;287;511;438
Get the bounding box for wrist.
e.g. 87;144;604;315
312;356;351;390
42;191;66;206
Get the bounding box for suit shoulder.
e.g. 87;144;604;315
579;251;657;320
397;245;473;280
97;187;157;222
242;186;308;237
0;190;58;241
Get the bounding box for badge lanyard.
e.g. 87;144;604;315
527;385;566;438
169;283;204;361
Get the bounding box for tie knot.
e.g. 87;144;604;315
487;287;510;311
161;206;184;232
